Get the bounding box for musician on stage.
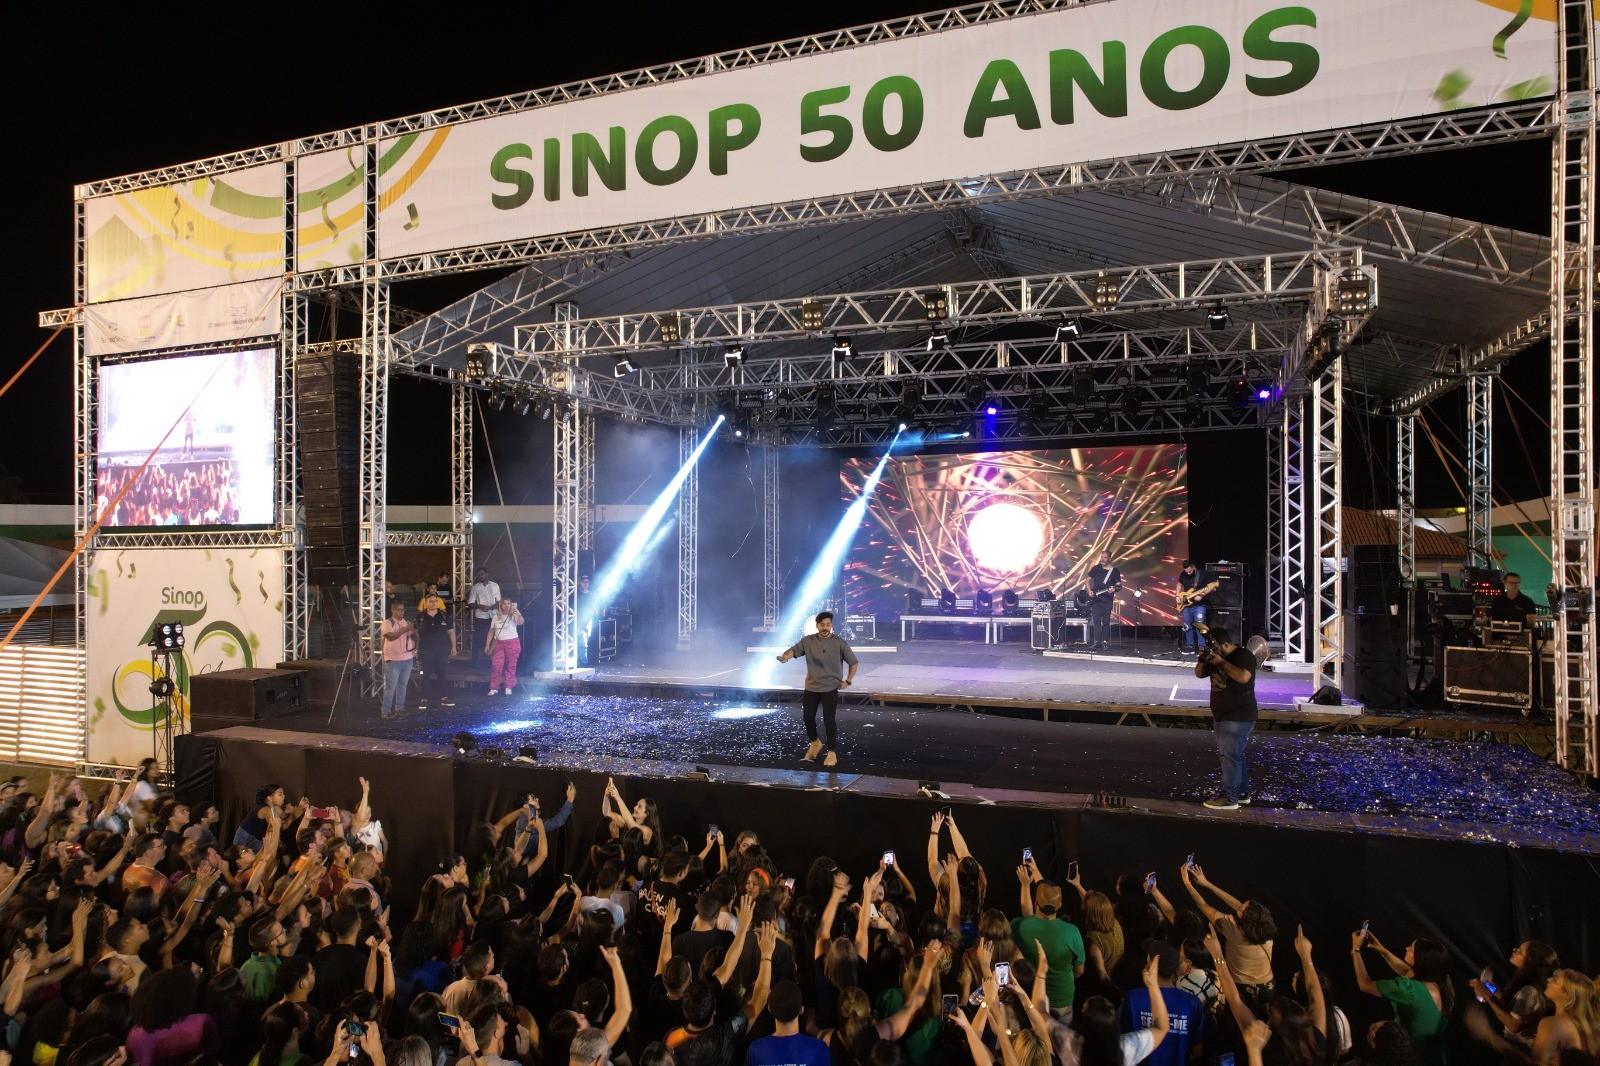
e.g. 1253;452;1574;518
1175;560;1216;652
1084;551;1122;652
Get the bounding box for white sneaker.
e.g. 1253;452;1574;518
488;689;500;696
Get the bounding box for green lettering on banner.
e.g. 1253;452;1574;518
964;59;1042;138
637;115;698;186
489;143;535;210
1140;25;1231;111
543;138;562;202
1049;43;1129;124
800;86;854;162
708;103;761;175
1243;7;1320;97
862;76;925;152
573;127;627;196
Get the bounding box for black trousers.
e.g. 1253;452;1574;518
470;616;492;661
416;644;451;703
802;689;841;749
1088;599;1113;646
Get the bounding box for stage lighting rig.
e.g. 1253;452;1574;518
922;289;950;322
451;731;479;755
1001;589;1021;615
148;676;176;699
1120;388;1143;417
1093;275;1121;309
1334;266;1376;317
926;328;952;352
465;344;491;379
1056;317;1081;341
150;622;185;652
939;588;957;614
655;314;683;343
1205;306;1230;330
613;357;636;377
975;590;994;614
963;374;987;410
723;344;745;368
1072;366;1096;403
512;391;534;417
831;335;854;361
801;299;825;331
488;384;510;412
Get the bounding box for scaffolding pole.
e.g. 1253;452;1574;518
1396;412;1417;679
1466;373;1494;563
1311;364;1343;692
761;444;781;633
551;301;582;672
1266;418;1284;645
1552;0;1598;775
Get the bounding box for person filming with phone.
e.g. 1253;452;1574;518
1194;626;1258;811
484;598;524;697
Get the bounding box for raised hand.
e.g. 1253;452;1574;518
663;898;681;932
757;922;778;957
1294;924;1313;958
975;938;994;971
737;894;756;928
931;810;946;834
566;782;577;804
1142;952;1161;987
1033;939;1049;975
1204;929;1224;963
1350;929;1369;952
1244;1021;1272;1052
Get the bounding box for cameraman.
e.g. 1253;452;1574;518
1194;626;1258;811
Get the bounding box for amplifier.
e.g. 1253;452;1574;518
1444;645;1531;712
842;614;877;642
1209;561;1246;609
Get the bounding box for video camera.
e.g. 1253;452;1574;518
1193;620;1219;659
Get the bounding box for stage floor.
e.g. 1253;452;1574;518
275;679;1600;855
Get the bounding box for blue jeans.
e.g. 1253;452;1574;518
1181;604;1208;648
1214;718;1254;800
381;658;414;715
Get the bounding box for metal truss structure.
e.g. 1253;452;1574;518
512;251;1350;358
1551;0;1598;774
1104;173;1550;295
1311;363;1345;692
1396;414;1417;587
48;3;1596;774
1466;374;1494;562
761;446;780;632
677;422;700;651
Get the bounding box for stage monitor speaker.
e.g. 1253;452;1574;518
1344;612;1407;709
276;659;349;713
189;668;306;734
1444;645;1531;712
1208;562;1245;609
1349;545;1401;612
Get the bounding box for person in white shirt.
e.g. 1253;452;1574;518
467;571;501;663
485;598;524;696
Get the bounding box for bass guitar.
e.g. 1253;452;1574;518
1176;580;1219;608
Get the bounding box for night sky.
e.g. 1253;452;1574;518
5;5;1554;514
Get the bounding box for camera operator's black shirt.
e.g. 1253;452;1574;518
1488;592;1538;623
1206;646;1259;723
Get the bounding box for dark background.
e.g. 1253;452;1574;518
7;7;1555;629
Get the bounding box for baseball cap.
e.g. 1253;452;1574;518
1143;938;1181;978
1035;881;1063;915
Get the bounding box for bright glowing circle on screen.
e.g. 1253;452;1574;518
966;502;1044;574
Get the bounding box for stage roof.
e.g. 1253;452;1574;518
392;171;1550;410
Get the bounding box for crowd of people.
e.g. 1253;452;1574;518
0;760;1591;1066
95;459;241;527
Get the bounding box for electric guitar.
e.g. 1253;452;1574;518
1176;580;1219;608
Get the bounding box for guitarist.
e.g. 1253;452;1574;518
1084;551;1122;652
1175;560;1217;651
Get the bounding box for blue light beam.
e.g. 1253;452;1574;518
578;418;724;662
747;429;903;687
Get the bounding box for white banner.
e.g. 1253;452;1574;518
85;279;282;356
85;548;284;766
375;0;1556;258
84;163;285;304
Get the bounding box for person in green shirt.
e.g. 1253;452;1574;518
240;919;289;1006
1011;876;1085;1014
1352;929;1454;1066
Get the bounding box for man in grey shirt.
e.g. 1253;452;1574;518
775;610;859;767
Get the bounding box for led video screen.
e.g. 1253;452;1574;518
843;446;1189;624
96;347;276;527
